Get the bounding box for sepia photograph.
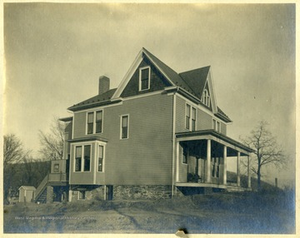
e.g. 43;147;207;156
2;2;297;235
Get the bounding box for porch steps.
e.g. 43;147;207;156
36;188;47;203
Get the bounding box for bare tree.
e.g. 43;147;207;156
39;118;65;160
241;121;286;190
3;134;28;203
3;134;25;166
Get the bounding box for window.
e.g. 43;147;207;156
213;119;221;132
53;163;59;173
186;104;196;131
84;145;91;171
191;108;196;131
75;145;91;172
96;111;103;133
139;66;151;91
86;110;103;134
121;115;129;139
202;89;210;107
75;146;82;172
87;112;94;134
98;145;104;172
186;104;191;130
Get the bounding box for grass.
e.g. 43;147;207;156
3;189;295;234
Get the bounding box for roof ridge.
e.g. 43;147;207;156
142;48;196;95
179;65;211;75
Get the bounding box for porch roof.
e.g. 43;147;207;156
176;129;254;155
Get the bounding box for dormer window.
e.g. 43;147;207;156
139;66;151;91
202;89;210;107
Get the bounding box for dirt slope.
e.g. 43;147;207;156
4;190;295;234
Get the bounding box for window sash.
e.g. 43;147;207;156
96;111;103;133
84;145;91;171
191;108;196;131
98;145;103;172
121;115;129;139
87;112;94;134
186;104;191;129
140;67;150;90
75;146;82;172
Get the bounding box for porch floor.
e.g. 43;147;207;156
176;182;227;189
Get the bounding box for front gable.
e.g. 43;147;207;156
120;56;173;98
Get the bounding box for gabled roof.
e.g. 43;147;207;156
68;88;118;111
179;66;210;99
216;107;231;122
142;48;195;95
68;48;231;122
59;116;73;122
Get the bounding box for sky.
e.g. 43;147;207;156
3;3;296;187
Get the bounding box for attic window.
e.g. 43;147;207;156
139;66;151;91
202;89;210;107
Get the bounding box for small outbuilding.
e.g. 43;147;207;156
18;186;36;203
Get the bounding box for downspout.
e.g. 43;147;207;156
171;93;177;197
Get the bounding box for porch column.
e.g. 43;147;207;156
206;139;211;183
104;185;107;200
247;156;251;188
68;187;72;202
223;146;227;185
237;152;240;187
176;141;180;182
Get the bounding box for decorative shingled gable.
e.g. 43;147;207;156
120;55;173;98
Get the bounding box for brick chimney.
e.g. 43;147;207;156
99;76;110;95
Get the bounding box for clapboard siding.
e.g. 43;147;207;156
71;93;173;185
175;95;213;132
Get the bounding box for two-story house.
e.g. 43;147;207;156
35;48;253;203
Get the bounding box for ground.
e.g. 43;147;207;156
3;190;295;234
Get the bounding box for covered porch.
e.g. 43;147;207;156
175;130;253;192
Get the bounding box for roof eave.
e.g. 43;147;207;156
176;129;254;153
68;99;122;112
215;112;232;123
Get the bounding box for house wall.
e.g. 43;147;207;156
175;94;213;133
69;142;100;185
51;160;67;174
71;93;173;186
221;121;227;135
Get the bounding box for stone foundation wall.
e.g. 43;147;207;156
69;185;185;201
113;185;172;200
86;186;105;200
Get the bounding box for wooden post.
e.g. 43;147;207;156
68;187;72;202
46;186;53;203
104;185;107;200
206;140;211;183
223;146;227;185
176;142;180;182
247;156;251;188
237;152;240;187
